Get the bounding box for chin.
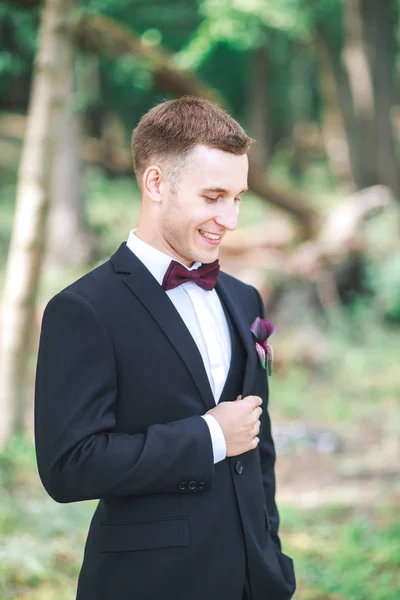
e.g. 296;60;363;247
198;251;219;264
188;241;219;265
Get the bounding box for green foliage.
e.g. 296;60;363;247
0;0;347;166
0;438;94;600
272;303;400;426
176;0;344;71
0;2;39;83
281;503;400;600
177;0;312;70
371;253;400;322
75;0;204;132
85;167;142;257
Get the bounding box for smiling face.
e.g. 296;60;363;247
138;144;249;266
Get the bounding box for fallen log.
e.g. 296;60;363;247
219;185;394;320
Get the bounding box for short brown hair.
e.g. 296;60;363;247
131;96;252;190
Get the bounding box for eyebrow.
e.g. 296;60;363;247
200;186;248;195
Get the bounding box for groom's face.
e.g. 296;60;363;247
160;144;248;266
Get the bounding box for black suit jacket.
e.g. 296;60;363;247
34;243;296;600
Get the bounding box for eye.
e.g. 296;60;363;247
204;196;219;203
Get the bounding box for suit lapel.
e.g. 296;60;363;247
216;274;257;397
111;244;215;412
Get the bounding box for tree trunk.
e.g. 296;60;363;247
342;0;377;188
361;0;400;198
247;41;270;172
313;28;354;188
316;23;365;189
0;0;76;449
288;43;313;179
47;106;95;266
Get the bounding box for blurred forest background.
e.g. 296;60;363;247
0;0;400;598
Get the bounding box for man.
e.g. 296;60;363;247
35;97;295;600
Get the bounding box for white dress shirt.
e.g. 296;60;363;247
126;230;231;463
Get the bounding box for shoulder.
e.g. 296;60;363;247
44;258;115;316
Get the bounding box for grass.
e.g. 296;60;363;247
0;437;94;600
271;307;400;428
1;306;399;599
281;503;400;600
0;437;399;600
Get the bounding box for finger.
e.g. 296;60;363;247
251;406;262;420
251;436;260;449
242;395;262;408
235;394;242;401
250;395;262;408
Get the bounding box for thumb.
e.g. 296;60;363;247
235;394;242;401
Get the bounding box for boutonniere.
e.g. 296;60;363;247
250;317;275;376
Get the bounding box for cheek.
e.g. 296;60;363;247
196;203;217;223
162;208;192;243
164;196;213;234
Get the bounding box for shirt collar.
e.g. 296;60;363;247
126;229;201;286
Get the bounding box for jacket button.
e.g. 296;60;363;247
235;461;244;474
178;481;188;491
188;481;198;490
198;481;206;490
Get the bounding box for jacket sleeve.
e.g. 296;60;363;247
252;286;282;551
34;290;214;504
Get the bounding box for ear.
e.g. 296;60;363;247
143;164;165;202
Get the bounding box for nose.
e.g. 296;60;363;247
214;201;238;231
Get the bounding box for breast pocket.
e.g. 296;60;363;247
99;516;189;553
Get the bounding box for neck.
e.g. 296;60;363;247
136;217;194;268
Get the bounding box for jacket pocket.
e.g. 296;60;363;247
99;516;189;553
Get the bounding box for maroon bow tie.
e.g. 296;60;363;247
162;259;220;291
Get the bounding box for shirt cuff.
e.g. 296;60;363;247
201;414;227;464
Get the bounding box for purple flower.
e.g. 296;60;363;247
250;317;275;375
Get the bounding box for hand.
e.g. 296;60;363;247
206;395;262;457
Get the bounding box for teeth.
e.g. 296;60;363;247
200;230;220;240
